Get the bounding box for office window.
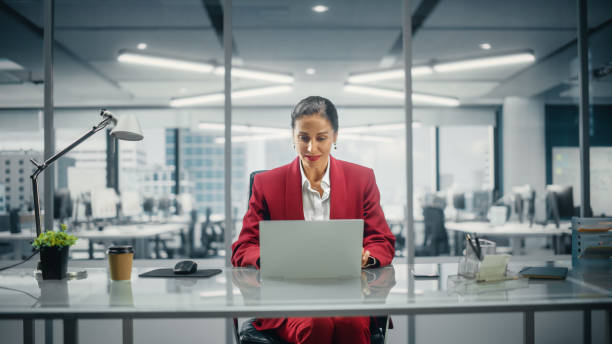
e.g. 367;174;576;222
439;126;493;192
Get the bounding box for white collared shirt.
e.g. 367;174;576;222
300;158;331;221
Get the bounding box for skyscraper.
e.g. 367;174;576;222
165;129;247;215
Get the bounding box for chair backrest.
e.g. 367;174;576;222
422;206;450;255
249;170;268;201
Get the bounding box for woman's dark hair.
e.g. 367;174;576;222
291;96;338;133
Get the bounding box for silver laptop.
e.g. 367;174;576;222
260;220;364;279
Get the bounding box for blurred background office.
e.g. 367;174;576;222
0;0;611;265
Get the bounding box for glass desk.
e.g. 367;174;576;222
0;259;610;344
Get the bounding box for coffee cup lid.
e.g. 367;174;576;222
107;246;134;254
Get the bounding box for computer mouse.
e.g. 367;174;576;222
174;260;197;275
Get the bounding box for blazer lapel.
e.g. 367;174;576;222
329;156;348;219
284;157;305;220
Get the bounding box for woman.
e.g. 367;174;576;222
232;96;395;344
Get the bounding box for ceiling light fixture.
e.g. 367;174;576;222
117;51;214;73
343;123;405;133
305;68;316;75
479;43;491;50
137;43;147;50
214;133;291;144
312;5;329;13
343;84;460;107
170;85;293;107
214;66;294;83
0;58;24;70
347;66;433;83
341;134;396;143
433;51;535;73
198;122;287;134
215;133;394;144
342;122;422;134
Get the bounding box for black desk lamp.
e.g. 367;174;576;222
30;109;144;238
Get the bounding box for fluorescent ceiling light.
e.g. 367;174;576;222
117;51;214;73
343;122;421;134
214;66;294;83
433;52;535;73
312;5;329;13
412;93;460;107
342;134;395;143
137;43;147;50
344;84;403;99
305;68;316;75
170;85;293;107
215;133;291;144
343;123;405;133
170;92;224;107
0;58;24;70
198;122;287;134
347;66;433;83
343;84;460;107
479;43;491;50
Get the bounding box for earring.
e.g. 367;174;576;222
334;142;337;150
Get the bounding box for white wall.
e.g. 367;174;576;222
502;97;547;195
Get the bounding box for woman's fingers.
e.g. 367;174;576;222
361;249;371;267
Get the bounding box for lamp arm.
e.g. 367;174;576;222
30;110;115;237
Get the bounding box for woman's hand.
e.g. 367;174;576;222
361;248;371;268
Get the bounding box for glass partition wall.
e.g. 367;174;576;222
1;0;610;263
0;1;44;259
227;0;415;258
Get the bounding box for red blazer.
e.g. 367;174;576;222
232;156;395;268
231;156;395;330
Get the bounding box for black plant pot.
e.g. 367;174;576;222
40;246;69;280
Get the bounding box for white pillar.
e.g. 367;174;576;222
502;97;546;195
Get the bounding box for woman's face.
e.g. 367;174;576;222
293;114;337;171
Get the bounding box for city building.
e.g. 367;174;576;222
123;164;192;198
0;150;42;211
0;182;6;214
165;129;247;215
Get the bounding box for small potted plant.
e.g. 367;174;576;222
32;224;77;280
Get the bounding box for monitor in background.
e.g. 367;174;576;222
471;190;492;219
53;188;73;221
546;185;574;218
453;193;466;210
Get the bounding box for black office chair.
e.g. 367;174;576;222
415;206;450;256
233;170;390;344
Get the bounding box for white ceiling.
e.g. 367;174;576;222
0;0;611;110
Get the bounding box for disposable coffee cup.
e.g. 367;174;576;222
107;246;134;281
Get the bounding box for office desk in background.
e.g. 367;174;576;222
0;257;610;344
0;231;36;259
78;223;186;259
446;220;572;255
0;223;187;260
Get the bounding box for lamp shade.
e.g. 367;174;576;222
110;114;144;141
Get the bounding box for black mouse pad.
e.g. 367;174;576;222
139;268;222;278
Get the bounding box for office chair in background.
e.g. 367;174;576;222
415;206;450;256
234;170;390;344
